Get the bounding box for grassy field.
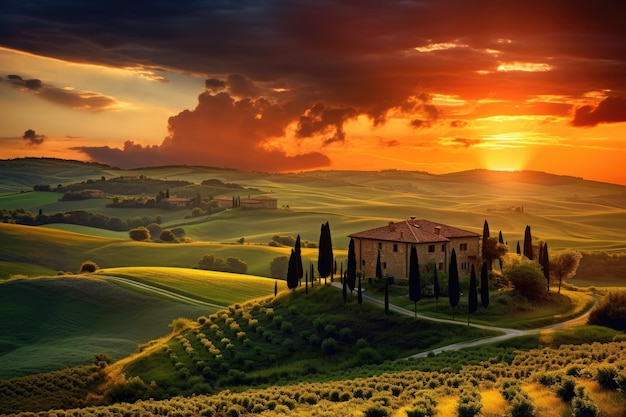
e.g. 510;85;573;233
0;276;209;378
95;266;281;305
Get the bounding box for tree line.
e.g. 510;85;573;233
0;208;161;231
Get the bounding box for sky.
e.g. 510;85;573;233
1;0;625;185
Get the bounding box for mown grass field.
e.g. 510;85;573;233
0;267;284;379
95;266;281;306
0;276;209;378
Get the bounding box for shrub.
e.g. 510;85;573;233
129;226;150;241
596;366;619;390
159;229;177;242
270;256;289;279
588;291;626;331
364;405;389;417
556;377;576;403
571;386;599;417
78;260;99;273
505;259;546;300
321;337;338;356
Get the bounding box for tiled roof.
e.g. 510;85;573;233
348;218;479;244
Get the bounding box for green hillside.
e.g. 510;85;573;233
0;276;208;378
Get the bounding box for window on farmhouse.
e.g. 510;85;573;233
439;262;444;270
428;244;435;253
460;243;468;251
441;244;446;252
378;242;382;250
393;243;398;252
383;262;387;269
362;260;365;266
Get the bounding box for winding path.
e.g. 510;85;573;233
103;275;226;309
103;275;597;358
330;282;597;358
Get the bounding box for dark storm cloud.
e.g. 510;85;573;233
571;96;626;127
73;92;330;170
3;0;625;168
22;129;46;145
2;74;119;111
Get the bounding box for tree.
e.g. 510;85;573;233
482;220;490;267
286;249;299;290
550;250;582;294
516;241;521;255
310;263;314;287
270;256;289;279
129;226;150;241
468;264;478;325
482;237;508;270
480;261;489;309
342;271;347;302
274;280;278;296
346;238;357;291
294;234;303;281
305;269;308;294
317;222;333;284
159;229;177;242
448;249;460;320
408;245;421;316
588;291;626;331
523;225;533;260
79;260;99;273
506;258;546;300
542;242;550;291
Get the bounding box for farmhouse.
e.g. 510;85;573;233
348;217;481;281
161;197;193;208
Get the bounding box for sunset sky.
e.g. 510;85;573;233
1;1;625;184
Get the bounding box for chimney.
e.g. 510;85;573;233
434;226;441;235
388;221;395;232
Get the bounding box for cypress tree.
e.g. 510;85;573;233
294;234;303;281
448;248;460;320
342;271;347;301
482;220;490;263
523;225;534;260
347;238;357;291
376;250;383;280
408;245;421;316
317;222;333;285
310;263;314;287
480;261;490;309
305;269;308;294
543;242;550;292
516;241;521;255
468;264;478;325
274;280;278;297
287;249;298;290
